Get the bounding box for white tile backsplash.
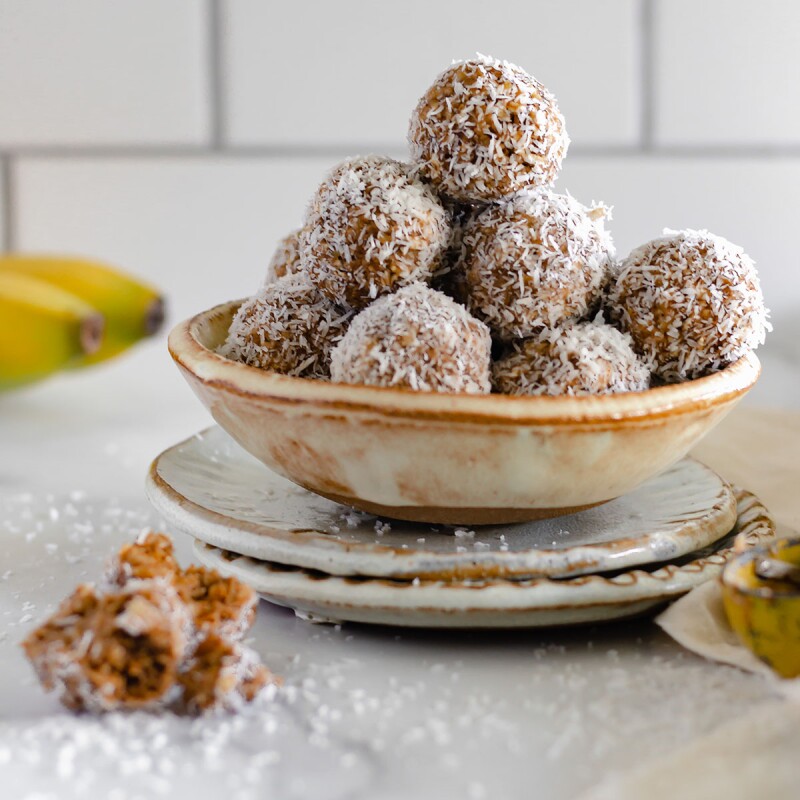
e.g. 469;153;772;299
557;156;800;319
2;0;800;406
15;155;798;323
13;157;339;320
222;0;640;148
654;0;800;145
0;0;209;147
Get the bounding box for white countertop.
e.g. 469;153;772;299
1;338;797;800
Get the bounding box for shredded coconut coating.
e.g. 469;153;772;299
22;581;190;713
460;190;614;340
218;274;353;379
608;229;770;380
408;55;569;202
300;155;451;309
106;533;257;644
177;566;257;643
106;531;180;587
330;283;492;394
263;229;304;285
25;532;276;715
492;319;651;396
176;634;276;714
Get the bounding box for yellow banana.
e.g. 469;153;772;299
0;271;104;389
0;255;164;365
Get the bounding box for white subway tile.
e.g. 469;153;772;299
16;155;798;325
223;0;640;148
557;156;800;322
13;157;353;320
654;0;800;145
0;1;209;147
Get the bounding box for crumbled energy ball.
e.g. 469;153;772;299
22;581;190;713
23;532;276;715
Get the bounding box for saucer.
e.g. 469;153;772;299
147;426;737;581
192;488;774;628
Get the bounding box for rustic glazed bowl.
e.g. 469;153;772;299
168;301;760;525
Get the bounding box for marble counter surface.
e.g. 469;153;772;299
0;338;797;800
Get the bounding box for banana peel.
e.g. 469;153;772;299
0;255;165;366
0;271;104;389
722;538;800;678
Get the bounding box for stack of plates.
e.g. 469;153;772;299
146;427;775;628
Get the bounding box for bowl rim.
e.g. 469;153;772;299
168;300;761;426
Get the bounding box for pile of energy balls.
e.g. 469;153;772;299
220;56;769;395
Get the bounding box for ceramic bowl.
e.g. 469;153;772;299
168;300;760;525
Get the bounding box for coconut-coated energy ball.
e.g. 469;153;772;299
300;155;451;309
609;229;769;381
264;229;304;284
330;283;491;394
460;190;613;340
408;56;569;202
218;274;353;379
492;320;650;396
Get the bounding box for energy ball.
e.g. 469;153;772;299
218;274;353;379
609;229;770;380
460;190;613;340
492;320;650;396
264;229;304;284
22;582;191;713
300;155;451;309
177;565;258;643
105;530;179;587
176;634;276;714
330;283;492;394
408;56;569;202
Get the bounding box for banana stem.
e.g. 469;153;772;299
145;297;166;336
80;314;105;355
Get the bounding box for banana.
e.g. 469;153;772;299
0;255;165;365
0;271;104;389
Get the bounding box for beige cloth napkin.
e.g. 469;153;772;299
578;408;800;800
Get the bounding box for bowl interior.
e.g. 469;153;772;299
175;299;761;425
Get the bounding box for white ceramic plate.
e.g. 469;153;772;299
148;426;737;581
192;489;774;629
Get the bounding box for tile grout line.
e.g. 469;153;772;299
639;0;656;150
1;156;16;252
207;0;225;150
3;144;800;161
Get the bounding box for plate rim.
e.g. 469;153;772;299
190;488;774;628
148;426;739;581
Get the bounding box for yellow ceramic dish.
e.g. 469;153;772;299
169;301;760;526
722;538;800;678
